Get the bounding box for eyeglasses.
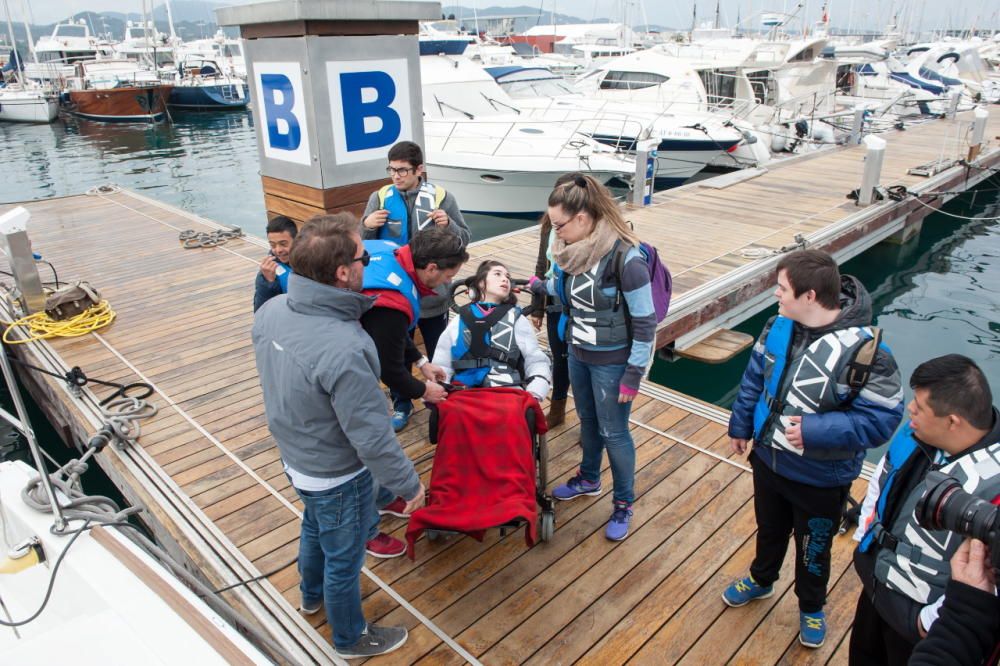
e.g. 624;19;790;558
386;166;415;176
352;249;370;266
551;214;577;230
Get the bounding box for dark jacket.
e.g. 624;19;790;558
909;578;1000;666
362;181;471;318
728;275;904;486
252;273;420;500
254;270;282;312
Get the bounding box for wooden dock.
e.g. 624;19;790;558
0;110;996;664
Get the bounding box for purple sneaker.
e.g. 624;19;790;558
552;474;602;501
605;501;632;541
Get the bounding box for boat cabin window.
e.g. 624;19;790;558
788;47;815;62
221;44;242;58
54;25;88;39
697;69;737;107
745;69;775;105
600;70;668;90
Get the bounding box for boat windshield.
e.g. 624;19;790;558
599;71;669;91
54;25;88;39
501;76;576;98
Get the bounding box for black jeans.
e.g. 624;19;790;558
848;591;915;666
545;310;570;401
749;453;850;613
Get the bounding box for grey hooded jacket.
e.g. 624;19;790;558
252;273;420;500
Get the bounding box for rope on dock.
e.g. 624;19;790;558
178;227;244;249
2;301;116;344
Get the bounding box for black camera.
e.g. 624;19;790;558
916;470;1000;567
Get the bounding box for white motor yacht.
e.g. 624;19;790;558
421;55;634;216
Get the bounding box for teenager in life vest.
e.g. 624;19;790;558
359;226;469;559
528;174;656;543
724;249;904;650
851;354;1000;666
432;260;551;402
361;141;472;430
253;215;297;312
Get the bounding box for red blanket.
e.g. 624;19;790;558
406;387;547;558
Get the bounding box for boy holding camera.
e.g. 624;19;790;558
852;354;1000;665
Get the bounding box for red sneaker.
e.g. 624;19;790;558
378;496;409;519
366;532;405;559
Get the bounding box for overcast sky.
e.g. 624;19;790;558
22;1;1000;35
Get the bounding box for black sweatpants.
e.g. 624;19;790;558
848;590;915;666
749;453;850;613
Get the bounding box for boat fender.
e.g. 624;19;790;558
0;536;45;575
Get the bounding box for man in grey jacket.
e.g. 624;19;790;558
362;140;471;430
253;212;424;660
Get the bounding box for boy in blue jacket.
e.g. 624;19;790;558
722;250;903;649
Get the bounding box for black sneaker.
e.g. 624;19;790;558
335;623;408;659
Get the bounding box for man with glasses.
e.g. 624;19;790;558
252;213;424;659
362;141;471;434
359;225;470;558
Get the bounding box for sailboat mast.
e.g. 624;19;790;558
18;0;34;62
714;0;721;30
163;0;177;42
2;0;23;84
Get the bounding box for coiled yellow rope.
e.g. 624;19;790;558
2;301;116;344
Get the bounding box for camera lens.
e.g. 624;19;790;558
916;470;1000;545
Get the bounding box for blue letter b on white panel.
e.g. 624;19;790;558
328;59;413;165
254;62;311;166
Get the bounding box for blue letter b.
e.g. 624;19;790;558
340;71;401;152
261;73;301;151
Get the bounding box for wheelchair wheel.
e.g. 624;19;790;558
540;511;555;542
426;529;443;542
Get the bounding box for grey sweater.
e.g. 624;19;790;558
361;182;471;318
252;274;420;500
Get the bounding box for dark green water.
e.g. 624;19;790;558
1;111;997;472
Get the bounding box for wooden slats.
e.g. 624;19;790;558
4;113;994;664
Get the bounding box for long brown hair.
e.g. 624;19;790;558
539;171;585;236
463;260;516;305
546;173;639;246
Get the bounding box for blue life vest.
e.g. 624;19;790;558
858;422;919;553
450;303;523;387
752;315;795;441
361;240;422;329
274;260;291;293
376;182;446;245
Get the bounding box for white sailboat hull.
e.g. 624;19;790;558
0;93;59;123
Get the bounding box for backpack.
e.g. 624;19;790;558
610;240;673;326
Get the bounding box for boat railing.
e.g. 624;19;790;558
431;116;631;159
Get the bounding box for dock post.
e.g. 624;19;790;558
945;91;961;120
857;135;886;206
215;0;440;224
0;206;46;314
628;139;658;207
849;105;866;145
968;106;989;161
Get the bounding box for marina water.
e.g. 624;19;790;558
1;111;998;466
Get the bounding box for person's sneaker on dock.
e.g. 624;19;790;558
722;575;774;607
365;532;406;559
391;399;412;432
605;500;632;541
552;473;601;500
799;611;827;648
378;496;410;519
335;623;408;659
299;599;322;616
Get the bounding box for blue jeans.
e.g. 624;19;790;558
568;355;635;504
369;483;397;540
295;470;375;649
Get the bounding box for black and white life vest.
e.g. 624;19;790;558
553;250;629;348
450;303;523;388
753;315;882;460
858;423;1000;604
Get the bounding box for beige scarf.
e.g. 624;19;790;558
552;220;620;275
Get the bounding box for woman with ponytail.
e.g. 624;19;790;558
529;174;655;541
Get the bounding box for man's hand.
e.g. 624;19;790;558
420;362;448;382
785;416;804;449
529;313;543;331
952;538;996;593
402;482;426;514
260;255;278;282
429;209;449;226
422;380;447;404
364;209;389;229
731;437;749;455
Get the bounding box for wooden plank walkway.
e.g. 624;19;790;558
1;109;995;663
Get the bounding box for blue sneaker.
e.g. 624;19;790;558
605;501;632;541
391;399;412;433
799;611;826;648
722;575;774;607
552;474;602;501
